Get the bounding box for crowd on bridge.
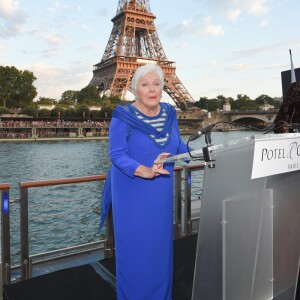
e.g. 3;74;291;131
0;119;110;129
0;118;111;139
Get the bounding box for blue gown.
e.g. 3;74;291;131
107;103;188;299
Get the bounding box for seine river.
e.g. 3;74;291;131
0;130;258;264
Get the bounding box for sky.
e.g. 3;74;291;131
0;0;300;104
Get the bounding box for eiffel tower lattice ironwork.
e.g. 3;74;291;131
89;0;194;111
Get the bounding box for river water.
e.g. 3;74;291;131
0;131;258;264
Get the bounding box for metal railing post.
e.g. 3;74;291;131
181;166;192;236
105;208;115;258
20;187;30;280
1;184;11;298
173;168;183;239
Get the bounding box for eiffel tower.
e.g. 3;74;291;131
89;0;194;111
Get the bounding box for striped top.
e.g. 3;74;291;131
132;106;169;146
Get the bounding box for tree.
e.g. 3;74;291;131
99;105;113;118
194;97;208;109
60;90;78;105
0;66;37;108
77;85;100;104
37;97;57;104
51;107;65;118
23;106;37;117
216;95;226;104
254;94;274;105
65;108;78;118
38;109;51;118
232;94;258;111
77;104;90;119
236;94;252;102
0;106;10;115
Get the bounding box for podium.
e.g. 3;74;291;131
180;133;300;300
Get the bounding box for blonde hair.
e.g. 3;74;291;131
131;64;164;94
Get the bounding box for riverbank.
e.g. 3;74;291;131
0;136;109;142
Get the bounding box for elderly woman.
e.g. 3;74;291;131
100;64;189;299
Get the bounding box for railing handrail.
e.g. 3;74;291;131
1;183;11;287
15;163;206;282
18;165;206;189
20;174;107;188
0;183;10;190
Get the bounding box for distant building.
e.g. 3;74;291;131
259;103;275;111
37;104;56;110
89;106;102;111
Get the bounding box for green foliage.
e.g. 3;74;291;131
99;106;113;118
51;107;65;118
90;110;102;118
64;108;78;118
231;94;259;111
37;97;57;104
194;97;222;111
77;85;100;104
254;94;281;109
38;109;51;118
0;66;37;108
23;106;37;117
236;94;252;101
60;90;78;104
77;104;91;118
216;95;227;104
0;106;10;115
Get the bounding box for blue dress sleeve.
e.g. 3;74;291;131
109;117;140;178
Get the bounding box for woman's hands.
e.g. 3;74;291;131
134;152;170;179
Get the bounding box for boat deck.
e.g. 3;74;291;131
3;234;197;300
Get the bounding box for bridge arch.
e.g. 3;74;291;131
227;111;278;128
232;117;267;129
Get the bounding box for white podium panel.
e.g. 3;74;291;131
190;134;300;300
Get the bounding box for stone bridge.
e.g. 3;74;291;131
224;110;278;124
177;109;279;131
204;110;279;129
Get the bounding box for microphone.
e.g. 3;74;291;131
189;124;215;141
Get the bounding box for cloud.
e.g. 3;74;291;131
41;48;61;58
203;16;225;36
210;60;220;66
247;0;270;16
259;18;270;27
231;39;300;60
42;34;68;46
0;43;6;54
164;16;225;38
227;63;255;71
0;0;27;37
194;0;271;20
227;9;241;21
97;7;108;17
27;63;92;99
82;24;91;31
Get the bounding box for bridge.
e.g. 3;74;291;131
178;109;280;132
224;110;279;124
203;110;280;129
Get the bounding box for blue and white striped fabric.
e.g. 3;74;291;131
133;108;169;146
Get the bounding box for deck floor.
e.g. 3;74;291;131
3;234;198;300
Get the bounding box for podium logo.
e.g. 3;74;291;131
252;135;300;179
261;141;300;161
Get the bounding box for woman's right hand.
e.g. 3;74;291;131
134;153;170;179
